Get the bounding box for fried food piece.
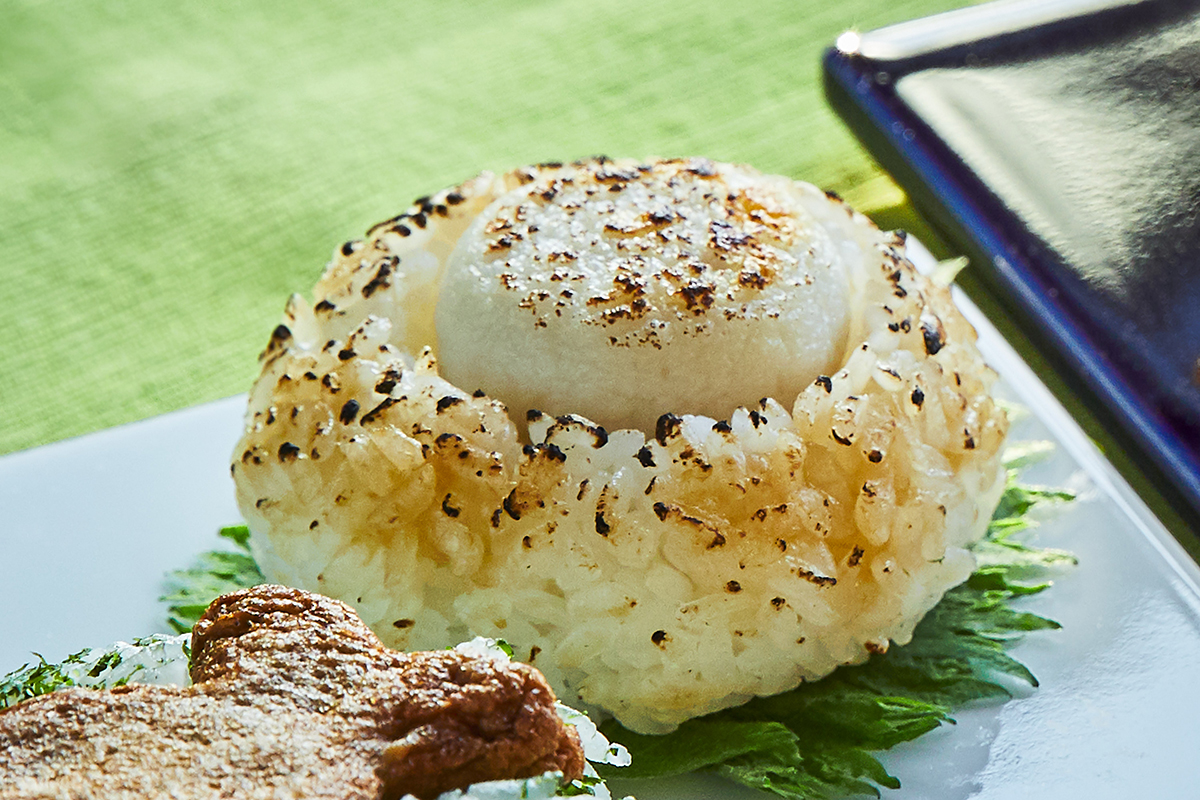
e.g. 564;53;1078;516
0;585;584;800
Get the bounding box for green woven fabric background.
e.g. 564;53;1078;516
1;0;976;456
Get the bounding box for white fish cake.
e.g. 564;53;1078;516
232;157;1008;734
436;159;860;433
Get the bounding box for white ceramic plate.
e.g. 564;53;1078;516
4;243;1200;798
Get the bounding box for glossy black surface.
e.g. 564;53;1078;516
824;0;1200;532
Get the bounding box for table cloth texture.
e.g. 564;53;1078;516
1;0;975;456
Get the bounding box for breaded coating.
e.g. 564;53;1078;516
0;585;584;800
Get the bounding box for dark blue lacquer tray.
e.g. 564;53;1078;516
824;0;1200;538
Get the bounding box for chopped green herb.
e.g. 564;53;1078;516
597;462;1076;799
1;635;191;710
159;525;266;633
0;656;78;710
558;774;604;796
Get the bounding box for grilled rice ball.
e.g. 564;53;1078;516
232;157;1007;734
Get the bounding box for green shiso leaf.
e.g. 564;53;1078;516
598;463;1076;799
600;720;803;780
159;525;266;633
